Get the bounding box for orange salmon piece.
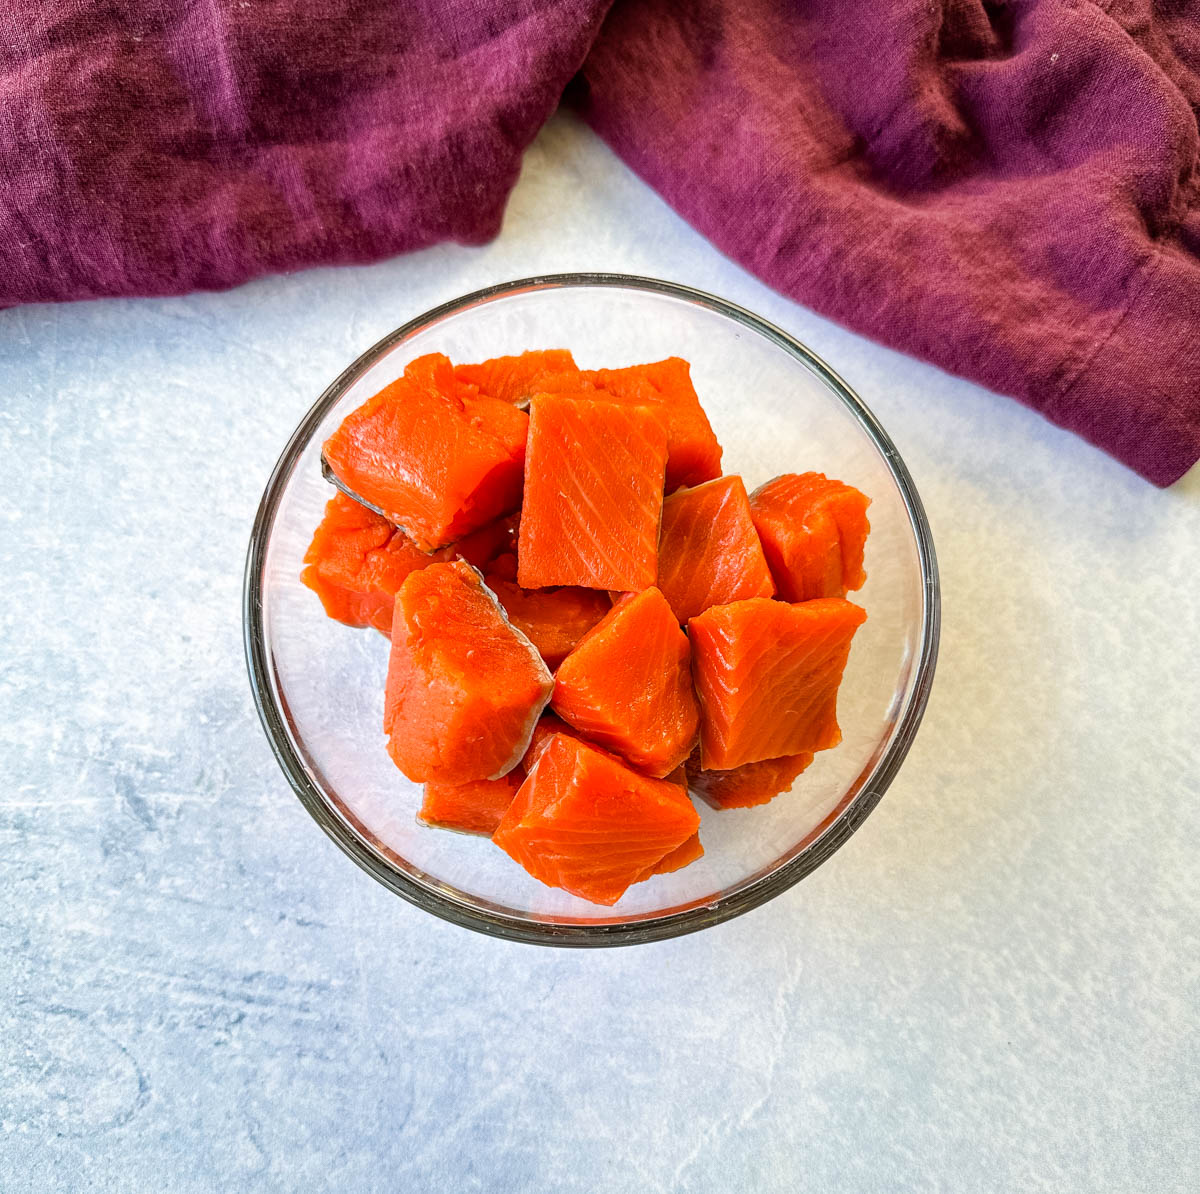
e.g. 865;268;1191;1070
483;575;611;670
384;561;553;784
518;392;668;591
323;353;528;552
749;472;871;601
634;765;702;877
685;748;815;809
419;770;525;836
301;493;517;635
454;349;578;406
638;831;703;879
552;588;700;777
688;597;866;769
584;357;722;491
656;475;775;623
301;492;426;635
493;734;700;906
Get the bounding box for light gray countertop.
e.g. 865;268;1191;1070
2;114;1197;1192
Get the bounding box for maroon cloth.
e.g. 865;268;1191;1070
577;0;1200;486
3;1;1199;484
0;1;610;301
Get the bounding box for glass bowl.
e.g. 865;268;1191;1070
244;274;939;946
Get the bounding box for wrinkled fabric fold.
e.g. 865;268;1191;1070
2;0;1198;484
575;0;1200;485
0;1;612;304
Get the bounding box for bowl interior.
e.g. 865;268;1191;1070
251;279;935;938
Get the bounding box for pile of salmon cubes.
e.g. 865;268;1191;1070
302;349;869;906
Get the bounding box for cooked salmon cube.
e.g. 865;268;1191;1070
684;748;815;810
749;472;871;601
518;392;668;591
584;357;722;491
322;353;528;552
300;491;427;635
493;734;700;905
454;348;578;406
636;830;703;880
384;561;553;784
656;475;775;623
482;574;611;670
688;597;866;769
419;771;525;836
301;493;517;635
552;587;700;777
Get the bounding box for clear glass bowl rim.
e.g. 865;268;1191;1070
243;272;941;948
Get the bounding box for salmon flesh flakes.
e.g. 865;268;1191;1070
384;560;553;784
493;733;700;906
656;475;775;623
688;596;867;770
518;392;668;591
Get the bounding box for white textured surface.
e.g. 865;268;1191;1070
1;113;1197;1192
